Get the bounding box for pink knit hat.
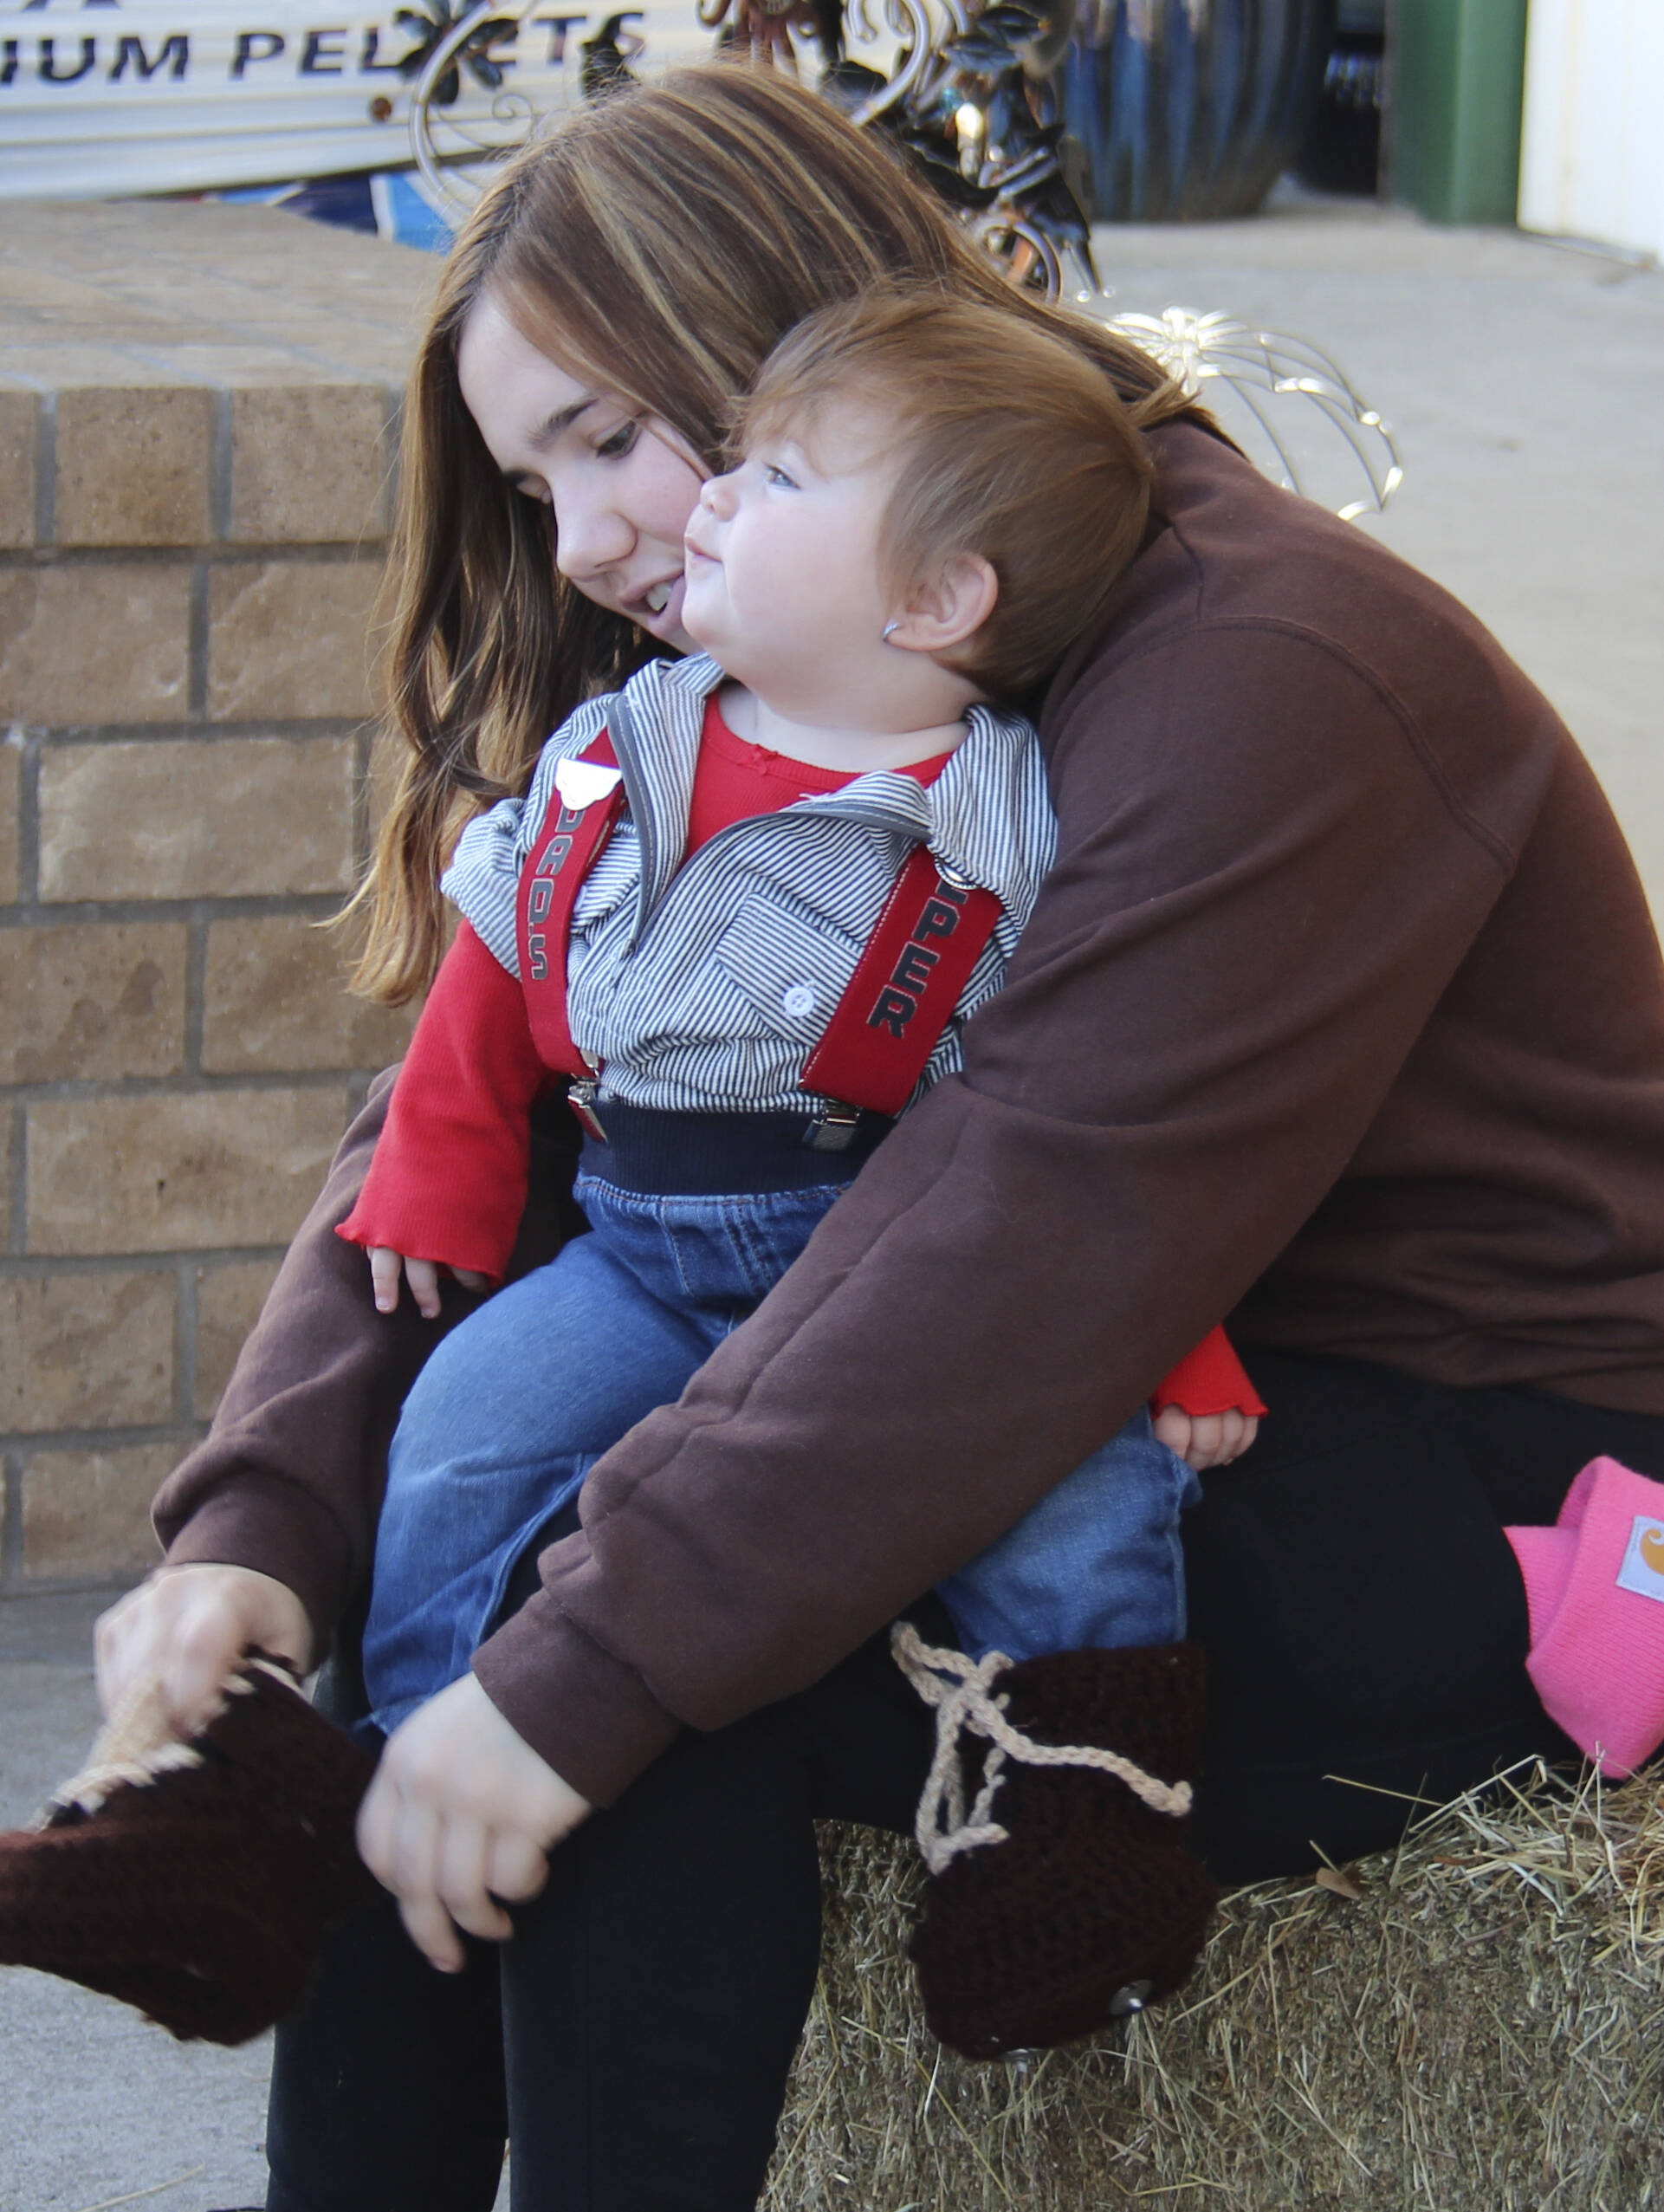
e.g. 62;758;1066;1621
1505;1456;1664;1778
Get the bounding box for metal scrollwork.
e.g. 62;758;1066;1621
408;0;1402;517
409;3;563;215
408;0;1097;289
397;2;520;101
1107;308;1403;520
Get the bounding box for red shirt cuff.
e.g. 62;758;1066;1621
1150;1325;1268;1417
337;922;551;1284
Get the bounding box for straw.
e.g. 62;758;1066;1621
766;1762;1664;2210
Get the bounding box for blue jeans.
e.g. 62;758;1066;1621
362;1173;1200;1735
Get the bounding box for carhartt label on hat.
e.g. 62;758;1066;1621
1615;1515;1664;1602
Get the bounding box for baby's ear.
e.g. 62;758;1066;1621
888;554;998;656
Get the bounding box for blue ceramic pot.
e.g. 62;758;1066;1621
1065;0;1337;221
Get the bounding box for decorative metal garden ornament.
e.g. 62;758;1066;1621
1107;308;1402;520
411;3;560;205
407;0;1402;521
397;2;519;104
580;12;649;101
698;0;847;73
885;0;1102;298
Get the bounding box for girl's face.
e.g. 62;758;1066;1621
456;293;706;652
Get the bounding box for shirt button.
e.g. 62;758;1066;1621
781;983;816;1018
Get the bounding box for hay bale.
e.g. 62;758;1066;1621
765;1764;1664;2210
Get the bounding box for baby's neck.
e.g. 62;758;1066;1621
719;684;975;775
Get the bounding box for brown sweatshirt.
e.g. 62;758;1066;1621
156;423;1664;1807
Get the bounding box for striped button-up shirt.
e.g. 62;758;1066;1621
444;653;1058;1117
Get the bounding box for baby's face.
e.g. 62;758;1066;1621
681;395;896;706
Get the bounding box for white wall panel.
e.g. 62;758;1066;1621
1518;0;1664;258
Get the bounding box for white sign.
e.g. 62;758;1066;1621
0;0;715;198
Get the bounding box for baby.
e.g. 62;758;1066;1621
340;289;1263;2052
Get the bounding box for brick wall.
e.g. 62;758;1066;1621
1;204;437;1593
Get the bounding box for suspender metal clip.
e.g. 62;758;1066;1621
804;1100;862;1152
569;1062;607;1143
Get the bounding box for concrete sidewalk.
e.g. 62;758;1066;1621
1;1589;276;2212
1;1588;500;2211
3;189;1661;2212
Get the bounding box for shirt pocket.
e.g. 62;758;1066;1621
711;888;864;1048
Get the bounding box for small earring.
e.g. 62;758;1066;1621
881;620;902;643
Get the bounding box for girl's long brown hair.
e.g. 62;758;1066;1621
354;61;1201;1002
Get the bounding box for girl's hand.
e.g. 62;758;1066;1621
1154;1406;1259;1472
357;1673;593;1973
367;1248;490;1320
95;1563;314;1735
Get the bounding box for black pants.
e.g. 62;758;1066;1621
264;1351;1664;2212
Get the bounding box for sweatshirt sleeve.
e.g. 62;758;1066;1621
1150;1326;1268;1419
152;1070;447;1644
338;923;552;1285
473;619;1529;1806
152;1060;584;1645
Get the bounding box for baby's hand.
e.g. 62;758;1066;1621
1154;1405;1259;1472
368;1248;489;1321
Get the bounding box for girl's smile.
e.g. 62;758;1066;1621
456;294;705;652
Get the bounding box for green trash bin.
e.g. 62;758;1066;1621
1388;0;1530;224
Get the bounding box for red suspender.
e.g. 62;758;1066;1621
800;848;1001;1116
515;731;625;1079
515;737;1001;1120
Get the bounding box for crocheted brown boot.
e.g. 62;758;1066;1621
900;1637;1217;2059
0;1655;380;2046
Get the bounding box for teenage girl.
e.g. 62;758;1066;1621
94;64;1664;2212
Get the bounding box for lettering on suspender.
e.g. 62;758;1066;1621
523;807;588;983
864;878;971;1039
800;849;1001;1119
515;732;624;1082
